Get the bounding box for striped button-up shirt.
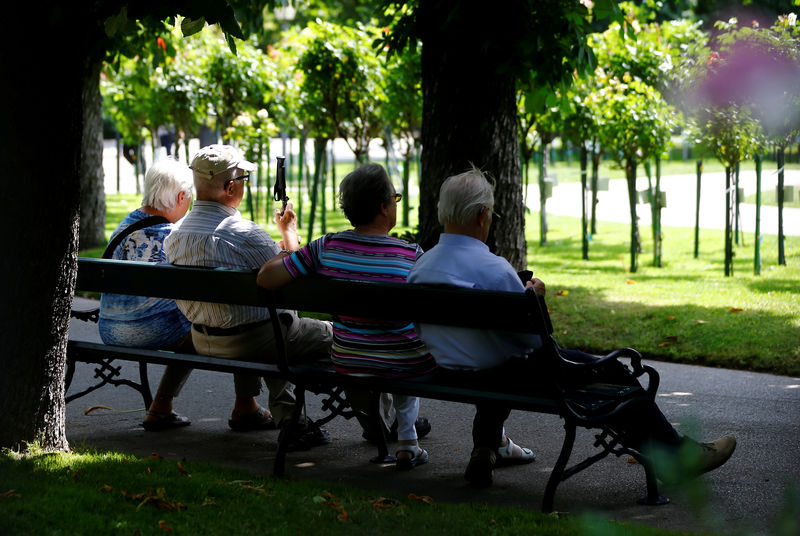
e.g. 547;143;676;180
164;200;279;327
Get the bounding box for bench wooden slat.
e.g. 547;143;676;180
75;257;539;331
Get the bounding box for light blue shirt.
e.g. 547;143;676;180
407;233;541;370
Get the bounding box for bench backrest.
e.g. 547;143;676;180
75;257;555;372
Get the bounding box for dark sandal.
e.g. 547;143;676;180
142;410;191;432
396;445;429;471
228;406;277;432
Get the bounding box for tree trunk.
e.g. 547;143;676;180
1;7;95;450
329;142;337;212
418;2;526;269
625;158;639;274
321;140;328;235
590;138;600;236
402;153;412;227
296;134;305;228
653;157;662;268
579;143;589;261
538;141;550;247
777;146;786;265
754;154;762;275
725;166;734;277
79;60;106;250
306;138;326;244
694;160;702;258
734;161;741;246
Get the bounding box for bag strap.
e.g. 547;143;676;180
102;215;170;259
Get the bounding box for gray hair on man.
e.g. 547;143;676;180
142;158;194;212
437;165;495;226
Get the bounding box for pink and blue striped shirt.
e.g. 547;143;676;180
283;230;437;378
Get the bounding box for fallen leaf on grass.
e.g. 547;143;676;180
84;405;115;415
122;488;186;512
158;520;173;534
408;493;435;504
176;461;190;477
658;342;672;347
240;484;271;496
100;485;114;493
554;290;569;297
373;497;403;510
337;509;351;522
72;468;84;482
1;489;21;499
666;316;676;321
625;279;637;284
729;307;743;313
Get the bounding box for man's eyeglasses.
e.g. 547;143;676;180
226;174;250;186
392;193;403;203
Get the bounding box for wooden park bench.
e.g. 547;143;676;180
68;257;669;512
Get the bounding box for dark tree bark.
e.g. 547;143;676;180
694;160;702;258
590;138;600;236
538;138;552;247
777;146;786;265
625;158;639;274
725;166;734;277
579;143;589;261
417;2;526;269
79;60;107;250
0;6;97;450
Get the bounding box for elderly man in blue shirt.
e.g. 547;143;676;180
408;166;736;488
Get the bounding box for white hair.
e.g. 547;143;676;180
437;165;495;226
142;158;194;212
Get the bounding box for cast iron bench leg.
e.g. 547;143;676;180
368;391;395;463
274;386;306;478
637;455;670;506
542;418;577;513
138;361;153;409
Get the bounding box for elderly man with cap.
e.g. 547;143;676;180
164;144;333;449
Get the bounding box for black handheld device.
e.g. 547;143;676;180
273;155;288;215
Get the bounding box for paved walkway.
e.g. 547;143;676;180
68;307;799;536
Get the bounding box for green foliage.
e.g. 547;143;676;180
199;32;275;139
704;15;800;144
377;0;624;96
381;44;422;156
294;20;386;160
592;74;677;164
693;105;765;169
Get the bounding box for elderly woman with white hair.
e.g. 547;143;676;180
98;157;195;431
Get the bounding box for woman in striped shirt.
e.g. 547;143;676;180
258;163;436;470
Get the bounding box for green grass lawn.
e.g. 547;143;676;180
526;214;799;376
0;446;692;536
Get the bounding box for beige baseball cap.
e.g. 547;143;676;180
189;144;256;178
